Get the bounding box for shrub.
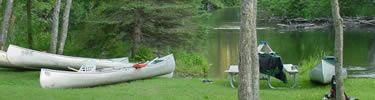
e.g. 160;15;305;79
174;50;209;77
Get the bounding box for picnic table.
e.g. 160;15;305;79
225;53;298;89
226;41;299;89
225;64;298;89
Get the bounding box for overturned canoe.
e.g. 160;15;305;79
6;45;132;69
309;56;347;84
40;54;175;88
0;51;20;68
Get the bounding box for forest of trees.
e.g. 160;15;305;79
0;0;223;59
0;0;239;77
0;0;372;77
0;0;372;58
258;0;375;18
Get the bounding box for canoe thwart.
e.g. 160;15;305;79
78;60;96;72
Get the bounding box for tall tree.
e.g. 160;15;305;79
27;0;33;49
238;0;259;100
331;0;345;100
131;9;143;58
50;0;61;53
0;0;14;50
0;0;3;9
92;0;199;59
57;0;72;54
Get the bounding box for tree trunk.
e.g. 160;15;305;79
49;0;61;54
8;13;15;43
131;10;142;58
331;0;345;100
0;0;13;50
57;0;72;54
238;0;259;100
0;0;3;9
27;0;33;49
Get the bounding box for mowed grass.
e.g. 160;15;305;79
0;68;374;100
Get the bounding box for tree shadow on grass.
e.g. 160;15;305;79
52;77;161;89
216;76;330;90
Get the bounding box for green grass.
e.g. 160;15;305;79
0;68;374;100
298;50;331;75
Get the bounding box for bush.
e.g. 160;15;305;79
174;50;209;77
133;47;155;62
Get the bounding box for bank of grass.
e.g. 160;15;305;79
298;50;331;76
0;68;374;100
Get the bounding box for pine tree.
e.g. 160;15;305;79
86;0;201;59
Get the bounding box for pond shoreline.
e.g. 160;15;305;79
259;16;375;29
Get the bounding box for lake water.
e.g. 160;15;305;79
205;8;375;78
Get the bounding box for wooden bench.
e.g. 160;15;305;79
225;64;298;89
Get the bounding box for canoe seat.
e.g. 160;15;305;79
145;57;159;65
79;60;96;72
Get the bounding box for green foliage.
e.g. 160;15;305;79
61;0;214;64
221;0;240;7
200;0;240;11
0;1;214;76
174;50;209;77
300;0;331;18
258;0;293;18
134;47;155;62
258;0;375;18
203;0;225;8
339;0;375;16
5;0;54;50
0;0;212;79
258;0;330;18
298;50;332;75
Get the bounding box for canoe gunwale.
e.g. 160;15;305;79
6;44;134;69
39;54;176;88
41;55;173;74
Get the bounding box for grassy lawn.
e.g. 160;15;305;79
0;68;374;100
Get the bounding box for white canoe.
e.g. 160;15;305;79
40;54;175;88
6;45;133;69
0;51;20;68
309;57;347;84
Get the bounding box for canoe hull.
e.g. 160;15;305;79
0;51;17;68
309;60;347;84
6;45;133;69
40;54;175;88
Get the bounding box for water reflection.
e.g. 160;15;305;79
205;8;375;78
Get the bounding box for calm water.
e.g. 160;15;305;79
205;8;375;78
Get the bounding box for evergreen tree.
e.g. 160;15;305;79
84;0;202;59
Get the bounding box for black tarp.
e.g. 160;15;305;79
259;53;287;83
